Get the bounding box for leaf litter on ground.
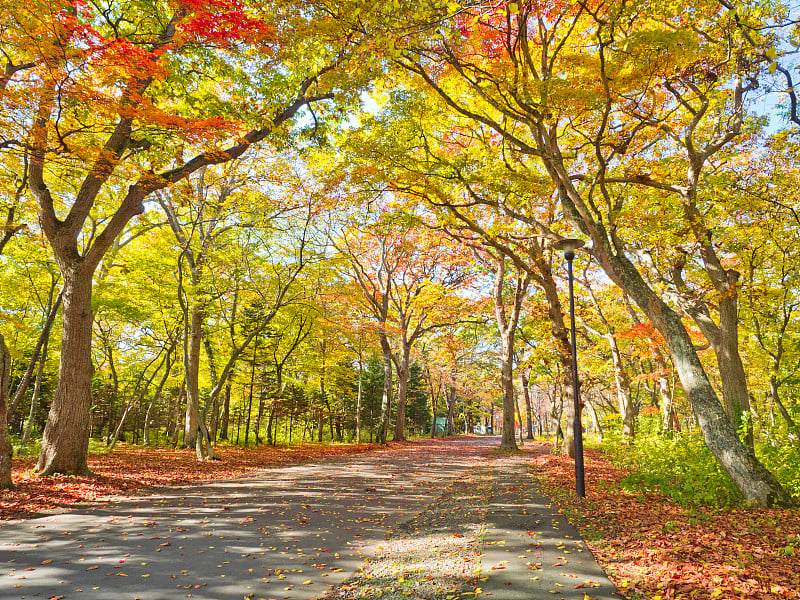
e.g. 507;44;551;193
1;441;390;519
528;446;800;600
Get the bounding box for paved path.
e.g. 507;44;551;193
1;438;620;600
479;453;619;599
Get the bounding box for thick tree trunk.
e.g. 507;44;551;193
183;304;203;448
0;333;13;489
499;333;517;450
717;293;753;447
683;283;755;447
594;246;793;506
393;342;410;441
37;268;95;476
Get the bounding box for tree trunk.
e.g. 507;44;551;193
522;371;534;440
143;351;173;446
37;267;95;476
375;335;393;445
393;341;410;441
656;357;678;434
254;385;267;445
220;383;232;441
425;364;440;439
771;375;799;435
0;334;13;489
244;343;257;446
612;349;635;439
514;386;524;444
21;333;49;447
322;371;336;441
717;292;753;447
585;398;603;441
9;285;61;419
499;332;517;450
490;256;529;451
183;303;203;448
356;353;363;443
266;399;276;445
445;380;457;436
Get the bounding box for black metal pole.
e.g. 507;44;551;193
566;250;586;498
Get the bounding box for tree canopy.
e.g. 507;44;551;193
1;0;799;509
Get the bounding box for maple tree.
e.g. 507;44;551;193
378;0;794;506
332;208;474;442
0;0;372;476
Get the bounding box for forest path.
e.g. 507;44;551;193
1;437;619;600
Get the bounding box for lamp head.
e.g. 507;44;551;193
552;238;586;254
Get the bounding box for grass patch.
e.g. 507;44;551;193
603;432;742;506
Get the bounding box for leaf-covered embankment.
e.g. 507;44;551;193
1;441;387;520
530;448;800;600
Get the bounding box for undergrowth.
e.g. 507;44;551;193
603;430;800;507
605;432;743;506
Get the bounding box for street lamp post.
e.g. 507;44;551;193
553;238;586;498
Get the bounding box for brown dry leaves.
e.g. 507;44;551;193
529;448;800;600
1;442;386;519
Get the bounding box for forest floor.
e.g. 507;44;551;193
2;438;799;599
0;441;387;520
530;447;800;600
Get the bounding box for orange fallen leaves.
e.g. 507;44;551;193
529;448;800;600
1;441;387;520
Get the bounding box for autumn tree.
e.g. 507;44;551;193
0;0;373;475
375;0;792;505
480;249;530;450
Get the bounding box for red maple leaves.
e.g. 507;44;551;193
180;0;274;47
1;442;382;520
530;449;800;600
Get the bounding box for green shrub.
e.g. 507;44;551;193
603;432;742;507
757;440;800;501
11;435;41;458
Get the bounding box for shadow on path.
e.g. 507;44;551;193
1;438;620;600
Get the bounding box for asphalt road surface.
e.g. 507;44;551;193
1;437;620;600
